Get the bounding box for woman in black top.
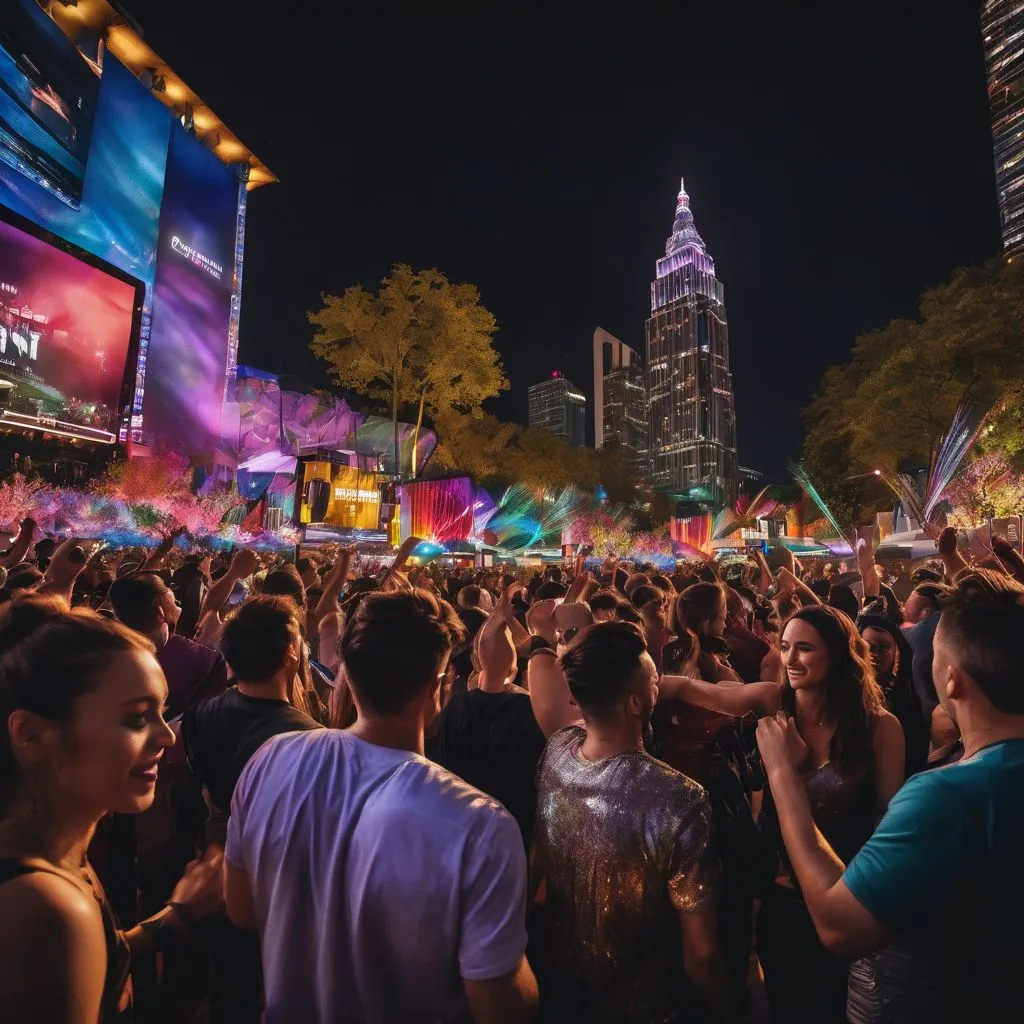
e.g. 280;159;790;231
0;596;222;1022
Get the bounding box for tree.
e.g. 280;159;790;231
309;265;506;478
803;256;1024;479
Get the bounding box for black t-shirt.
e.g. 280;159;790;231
430;688;546;849
181;687;321;815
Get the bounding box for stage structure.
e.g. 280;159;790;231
0;0;274;462
233;366;437;544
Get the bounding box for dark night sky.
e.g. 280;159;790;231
126;4;1000;481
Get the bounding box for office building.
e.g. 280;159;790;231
593;327;648;474
983;1;1024;256
645;179;738;504
528;371;586;446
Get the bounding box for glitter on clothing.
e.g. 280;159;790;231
532;726;718;1023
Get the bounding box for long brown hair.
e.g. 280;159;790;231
779;605;885;777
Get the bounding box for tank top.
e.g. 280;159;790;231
0;857;132;1022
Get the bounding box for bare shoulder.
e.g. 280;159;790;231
871;708;905;751
0;869;107;1018
0;868;103;946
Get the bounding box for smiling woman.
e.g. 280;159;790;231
0;598;222;1023
758;605;906;1023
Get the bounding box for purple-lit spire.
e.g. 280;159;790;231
665;177;708;257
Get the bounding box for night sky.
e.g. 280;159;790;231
129;4;1000;481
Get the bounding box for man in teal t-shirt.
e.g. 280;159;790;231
758;569;1024;1019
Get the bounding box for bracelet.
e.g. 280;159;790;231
528;647;558;663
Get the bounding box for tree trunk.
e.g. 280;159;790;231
411;389;426;480
392;383;400;480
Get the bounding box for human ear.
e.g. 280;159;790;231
7;709;57;769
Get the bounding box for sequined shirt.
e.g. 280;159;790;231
533;726;719;1023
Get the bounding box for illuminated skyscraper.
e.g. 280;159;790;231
593;327;648;472
528;371;586;447
983;1;1024;256
645;179;738;504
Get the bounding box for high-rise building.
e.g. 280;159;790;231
528;371;586;446
645;179;738;504
983;2;1024;257
593;327;648;473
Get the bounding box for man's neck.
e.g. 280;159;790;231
349;713;425;756
146;628;169;650
236;675;290;702
580;718;643;762
959;715;1024;760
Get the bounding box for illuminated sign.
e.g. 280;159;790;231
334;486;378;503
170;236;224;281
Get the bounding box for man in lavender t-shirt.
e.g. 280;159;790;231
225;589;538;1024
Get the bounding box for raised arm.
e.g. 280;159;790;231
777;566;821;607
1;516;36;569
313;546;354;628
991;534;1024;584
525;599;578;737
935;526;969;582
142;527;186;572
198;547;259;623
658;674;780;718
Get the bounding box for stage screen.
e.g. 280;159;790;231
0;1;99;208
0;208;141;440
145;128;237;457
400;477;475;544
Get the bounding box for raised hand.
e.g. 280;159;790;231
230;547;260;580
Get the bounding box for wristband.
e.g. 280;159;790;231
528;635;554;653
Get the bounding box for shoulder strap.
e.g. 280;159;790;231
0;856;89;895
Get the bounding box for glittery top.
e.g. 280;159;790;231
533;726;719;1023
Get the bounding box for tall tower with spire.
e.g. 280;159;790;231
645;179;738;505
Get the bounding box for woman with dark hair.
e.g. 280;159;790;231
757;605;905;1023
858;613;928;777
0;599;222;1022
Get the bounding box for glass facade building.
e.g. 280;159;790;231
593;327;648;474
645;180;738;504
983;1;1024;256
528;372;587;447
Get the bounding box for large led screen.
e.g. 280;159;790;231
0;207;141;441
145;128;237;457
0;1;99;208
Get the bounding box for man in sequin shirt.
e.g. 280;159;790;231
532;621;739;1023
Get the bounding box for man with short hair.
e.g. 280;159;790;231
757;569;1024;1018
225;589;538;1024
181;595;321;818
109;571;227;719
182;595;320;1023
902;582;942;626
532;621;735;1023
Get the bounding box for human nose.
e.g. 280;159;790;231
153;714;176;750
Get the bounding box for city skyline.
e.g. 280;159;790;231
983;0;1024;257
528;371;587;447
137;7;1001;481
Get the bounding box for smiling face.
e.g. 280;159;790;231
36;650;175;817
780;616;830;690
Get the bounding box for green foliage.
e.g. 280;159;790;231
308;265;506;476
803;256;1024;478
430;411;649;514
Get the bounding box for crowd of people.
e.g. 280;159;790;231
0;513;1021;1023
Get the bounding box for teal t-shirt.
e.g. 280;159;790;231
843;737;1024;1014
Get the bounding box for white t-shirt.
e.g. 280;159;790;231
226;728;528;1023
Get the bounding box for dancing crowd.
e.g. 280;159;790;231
0;513;1021;1023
